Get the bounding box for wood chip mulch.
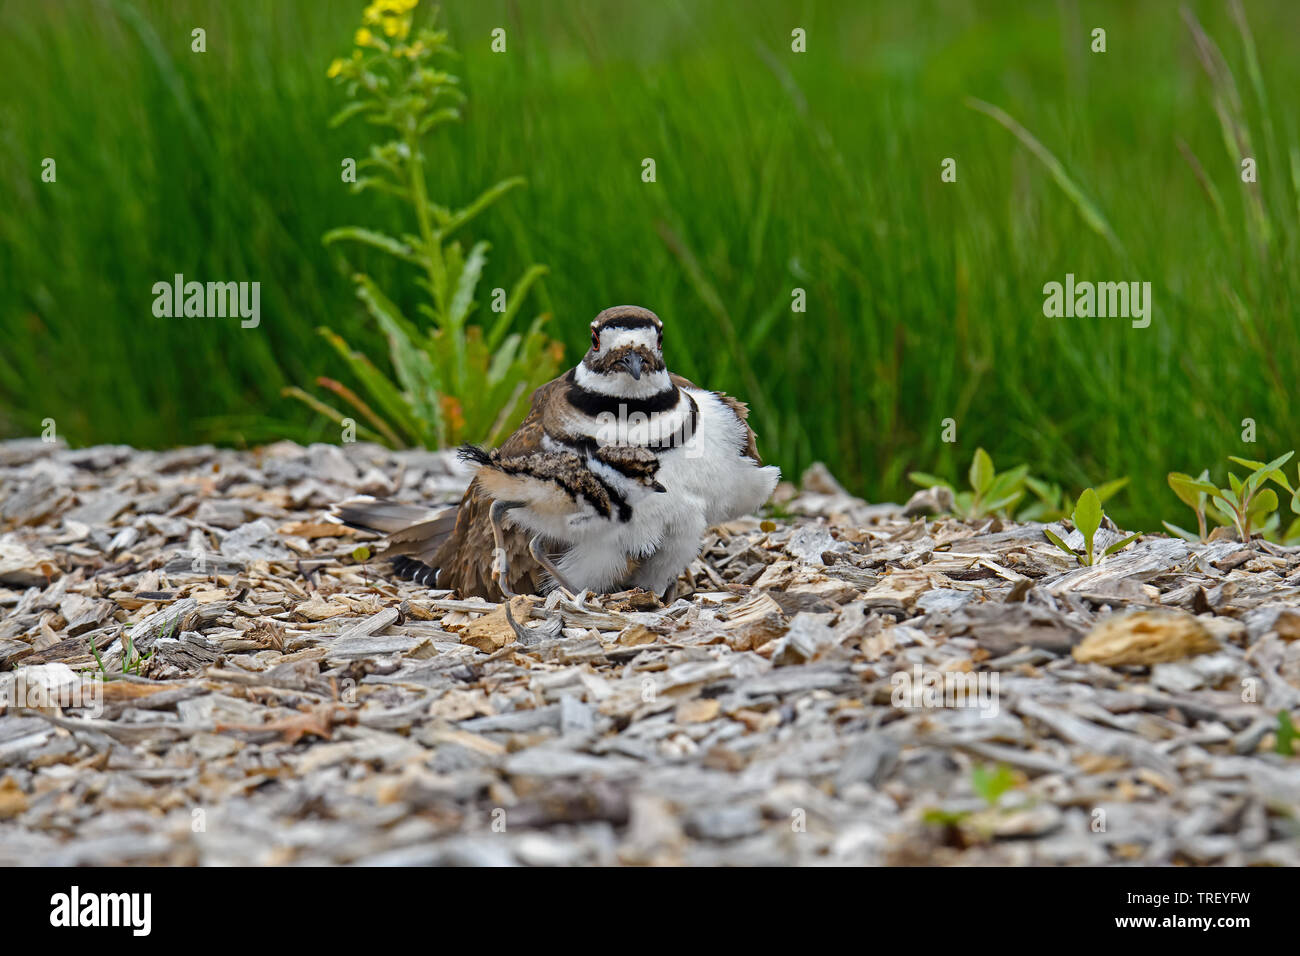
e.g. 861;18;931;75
1;439;1298;865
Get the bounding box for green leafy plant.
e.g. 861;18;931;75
921;763;1021;831
1166;451;1296;542
1043;487;1140;566
970;763;1016;806
909;448;1028;520
120;627;138;674
286;0;564;449
910;449;1129;526
1276;710;1298;757
1164;468;1215;542
88;634;107;679
120;623;159;677
1228;453;1300;543
352;544;373;585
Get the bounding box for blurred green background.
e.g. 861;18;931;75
2;0;1298;529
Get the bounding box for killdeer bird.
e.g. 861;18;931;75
335;305;780;600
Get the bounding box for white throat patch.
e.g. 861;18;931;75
575;360;671;398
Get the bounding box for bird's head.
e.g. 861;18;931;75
581;305;667;392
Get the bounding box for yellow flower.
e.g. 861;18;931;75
327;57;345;78
365;0;417;21
355;28;374;47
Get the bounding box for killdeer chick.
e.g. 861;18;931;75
335;305;780;600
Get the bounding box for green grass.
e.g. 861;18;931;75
2;0;1298;531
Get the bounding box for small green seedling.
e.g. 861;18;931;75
915;764;1024;837
1043;487;1140;566
909;448;1028;520
353;544;373;585
970;763;1016;806
88;634;107;679
1164;468;1215;542
1228;452;1300;542
921;763;1020;831
910;449;1128;525
1167;451;1295;542
121;621;163;676
1277;711;1298;757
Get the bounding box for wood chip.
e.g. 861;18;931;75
1074;610;1220;666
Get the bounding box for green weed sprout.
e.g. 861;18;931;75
909;448;1027;520
1167;451;1295;542
1276;711;1297;757
1043;488;1140;566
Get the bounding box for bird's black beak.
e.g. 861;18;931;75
620;352;644;380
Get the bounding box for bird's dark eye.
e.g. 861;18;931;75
657;330;663;348
591;330;600;351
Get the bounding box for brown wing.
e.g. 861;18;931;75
497;376;569;458
427;478;548;599
433;373;571;598
669;372;763;464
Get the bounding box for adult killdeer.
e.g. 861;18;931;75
335;305;780;600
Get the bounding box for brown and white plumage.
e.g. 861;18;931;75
334;305;779;600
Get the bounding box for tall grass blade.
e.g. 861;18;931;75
965;97;1123;256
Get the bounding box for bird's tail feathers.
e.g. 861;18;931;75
457;443;493;467
331;496;447;535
